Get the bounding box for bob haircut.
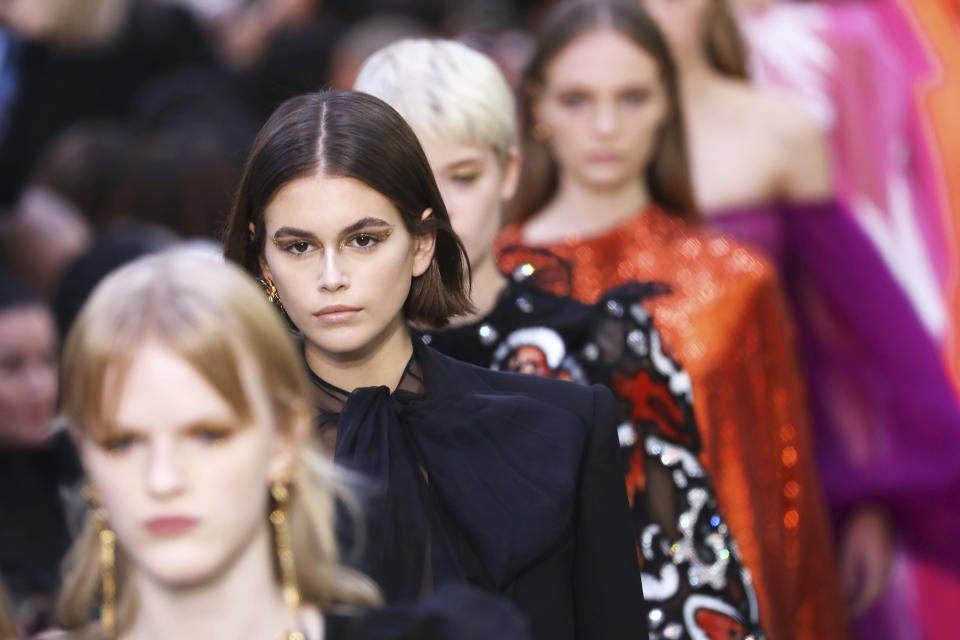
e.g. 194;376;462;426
223;90;473;329
56;251;380;638
513;0;697;222
354;38;517;167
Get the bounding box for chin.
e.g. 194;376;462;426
305;326;380;360
137;547;233;589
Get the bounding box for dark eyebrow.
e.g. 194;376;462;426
273;226;320;240
272;218;392;241
339;217;392;236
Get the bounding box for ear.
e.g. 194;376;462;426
500;145;521;202
411;208;437;278
267;400;310;483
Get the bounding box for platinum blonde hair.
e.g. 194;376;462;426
355;38;517;165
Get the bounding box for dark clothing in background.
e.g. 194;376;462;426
0;2;214;207
0;431;81;603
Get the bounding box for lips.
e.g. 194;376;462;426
313;305;360;324
145;517;198;536
588;151;623;163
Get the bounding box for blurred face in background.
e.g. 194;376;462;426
0;0;57;39
532;28;668;194
0;304;57;447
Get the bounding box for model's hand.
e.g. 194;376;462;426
840;504;895;617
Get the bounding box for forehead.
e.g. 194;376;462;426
418;137;499;170
109;342;239;431
263;174;403;233
545;29;660;89
0;306;55;347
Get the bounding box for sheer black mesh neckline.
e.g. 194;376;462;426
307;350;426;416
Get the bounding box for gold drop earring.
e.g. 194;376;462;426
532;122;552;143
87;488;116;639
270;478;304;640
259;278;286;314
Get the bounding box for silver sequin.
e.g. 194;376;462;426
477;324;498;345
617;423;637;448
648;608;664;626
605;299;625;317
629;302;649;325
512;262;535;281
515;296;534;313
626;329;648;357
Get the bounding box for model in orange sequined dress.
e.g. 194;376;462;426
496;205;849;640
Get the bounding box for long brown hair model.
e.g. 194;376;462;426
512;0;698;223
222;90;474;329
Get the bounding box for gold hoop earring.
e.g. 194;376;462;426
532;122;552;143
270;479;300;614
88;490;116;639
259;278;285;313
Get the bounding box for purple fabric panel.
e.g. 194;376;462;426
709;200;960;566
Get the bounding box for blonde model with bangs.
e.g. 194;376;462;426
355;38;520;323
50;252;380;640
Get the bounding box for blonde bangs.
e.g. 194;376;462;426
58;251;309;440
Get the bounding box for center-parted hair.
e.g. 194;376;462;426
354;38;517;166
222;90;473;329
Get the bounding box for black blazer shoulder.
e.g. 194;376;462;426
418;341;612;428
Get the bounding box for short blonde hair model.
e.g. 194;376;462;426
355;38;517;166
55;251;380;638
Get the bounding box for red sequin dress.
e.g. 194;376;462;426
495;206;849;640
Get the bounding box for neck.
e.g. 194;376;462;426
535;173;649;239
125;525;298;640
304;315;413;392
450;252;508;327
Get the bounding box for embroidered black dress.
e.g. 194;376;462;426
307;340;646;640
420;276;766;640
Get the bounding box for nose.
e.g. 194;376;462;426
592;102;618;136
317;249;349;292
146;438;185;499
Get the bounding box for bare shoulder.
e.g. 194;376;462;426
749;86;833;199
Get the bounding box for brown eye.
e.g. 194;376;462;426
559;92;589;108
346;232;387;250
288;241;312;254
101;434;137;454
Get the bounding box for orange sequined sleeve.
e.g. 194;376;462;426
496;209;849;640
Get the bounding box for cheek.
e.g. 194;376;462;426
0;378;21;412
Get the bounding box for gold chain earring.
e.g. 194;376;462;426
259;278;286;313
532;122;552;143
270;479;303;640
87;490;116;639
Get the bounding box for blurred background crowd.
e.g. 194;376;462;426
2;0;960;638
